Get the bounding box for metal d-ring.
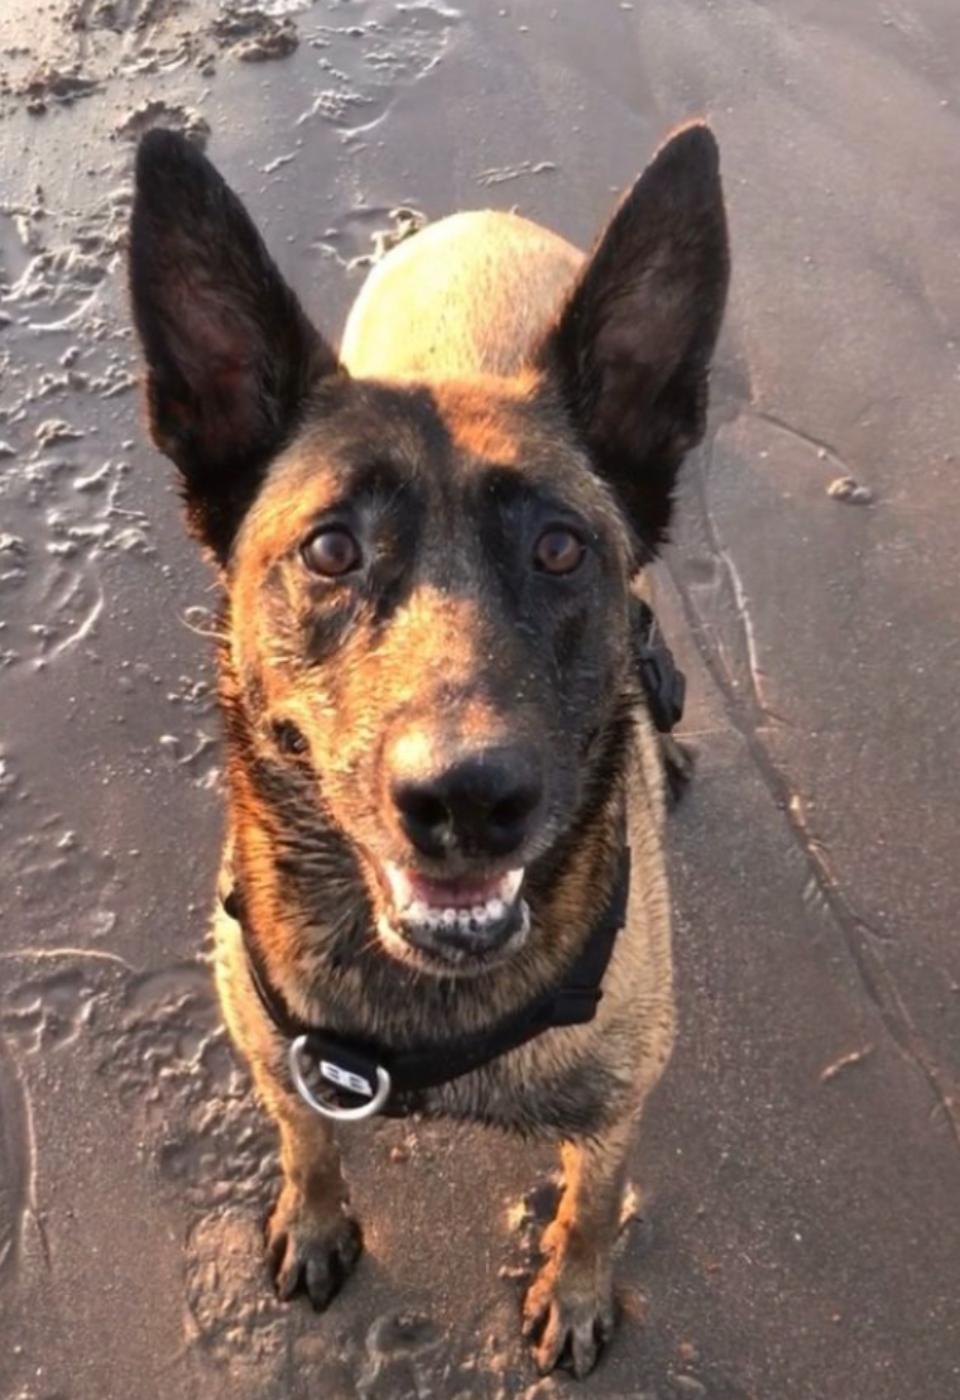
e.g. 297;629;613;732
288;1035;392;1122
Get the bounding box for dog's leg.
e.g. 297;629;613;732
523;1113;635;1378
261;1080;362;1310
214;913;362;1309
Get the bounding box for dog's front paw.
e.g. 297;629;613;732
522;1257;616;1379
266;1190;363;1311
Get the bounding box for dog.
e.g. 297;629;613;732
128;121;728;1378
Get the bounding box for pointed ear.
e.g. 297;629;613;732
537;122;730;560
128;130;340;559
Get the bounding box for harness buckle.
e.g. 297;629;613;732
288;1034;392;1121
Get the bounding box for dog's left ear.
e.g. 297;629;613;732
537;122;729;559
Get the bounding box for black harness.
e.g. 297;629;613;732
223;599;683;1121
631;596;685;735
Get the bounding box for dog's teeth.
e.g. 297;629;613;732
385;862;416;910
388;865;523;938
498;868;524;902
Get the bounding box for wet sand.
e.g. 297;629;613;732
1;2;959;1396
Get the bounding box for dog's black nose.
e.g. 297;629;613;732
390;744;543;860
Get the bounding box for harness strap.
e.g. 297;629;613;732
631;596;686;734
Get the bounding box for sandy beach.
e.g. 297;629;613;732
1;2;959;1395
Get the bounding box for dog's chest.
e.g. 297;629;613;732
401;1025;633;1138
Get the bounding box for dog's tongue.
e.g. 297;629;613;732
408;872;503;909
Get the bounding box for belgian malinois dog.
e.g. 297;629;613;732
128;122;728;1377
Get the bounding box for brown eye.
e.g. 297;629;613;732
301;526;361;578
534;526;586;576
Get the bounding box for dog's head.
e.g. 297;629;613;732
129;127;728;976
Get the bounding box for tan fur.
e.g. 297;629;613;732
340;211;584;378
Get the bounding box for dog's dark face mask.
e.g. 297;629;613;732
128;127;728;976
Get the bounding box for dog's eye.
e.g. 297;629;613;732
533;526;586;576
301;526;362;578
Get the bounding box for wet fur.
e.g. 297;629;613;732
129;123;729;1377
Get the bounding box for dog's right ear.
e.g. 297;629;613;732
129;131;339;560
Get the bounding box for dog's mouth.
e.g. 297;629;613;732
374;861;530;972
